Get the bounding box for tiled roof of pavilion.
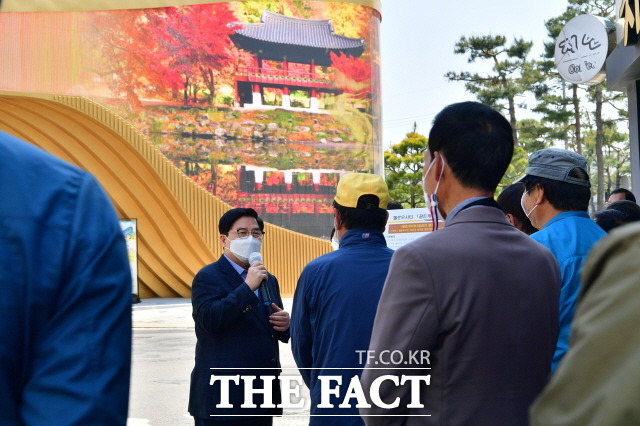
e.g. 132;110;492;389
230;11;365;52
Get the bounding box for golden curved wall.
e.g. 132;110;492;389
0;94;331;298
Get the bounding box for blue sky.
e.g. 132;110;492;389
379;0;570;148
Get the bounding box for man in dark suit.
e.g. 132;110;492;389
189;208;290;426
360;102;560;425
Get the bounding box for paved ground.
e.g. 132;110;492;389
128;298;310;425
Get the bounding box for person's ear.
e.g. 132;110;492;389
333;207;344;231
433;151;449;180
432;151;443;175
532;185;546;205
505;213;516;226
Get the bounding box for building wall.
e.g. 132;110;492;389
0;94;331;297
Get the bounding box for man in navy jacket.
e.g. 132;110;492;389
0;132;132;425
189;208;290;425
291;173;394;425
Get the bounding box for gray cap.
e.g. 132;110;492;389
519;148;590;188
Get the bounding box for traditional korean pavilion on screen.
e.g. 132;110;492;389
230;11;365;111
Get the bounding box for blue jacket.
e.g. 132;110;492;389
189;255;289;419
532;211;605;371
291;228;393;425
0;132;132;425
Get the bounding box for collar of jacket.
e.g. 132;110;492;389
339;228;387;248
446;205;512;227
543;210;591;229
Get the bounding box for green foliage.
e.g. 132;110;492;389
500;145;528;194
290;90;310;108
330;100;374;147
215;94;234;106
148;118;164;133
499;118;552;193
267;110;299;128
384;132;427;208
445;35;536;145
234;0;314;22
440;0;630;208
518;118;551;153
582;117;630;194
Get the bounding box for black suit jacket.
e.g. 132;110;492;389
188;255;290;419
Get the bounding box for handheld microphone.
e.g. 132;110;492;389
248;251;262;267
249;252;272;308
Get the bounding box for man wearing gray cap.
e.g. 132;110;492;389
520;148;606;372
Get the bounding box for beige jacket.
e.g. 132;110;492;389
530;222;640;425
361;206;560;426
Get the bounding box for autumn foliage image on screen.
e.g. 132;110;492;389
87;1;381;237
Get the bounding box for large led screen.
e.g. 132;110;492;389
0;1;381;237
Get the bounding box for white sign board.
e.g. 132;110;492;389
384;207;444;250
555;14;615;85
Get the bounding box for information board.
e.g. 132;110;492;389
384;208;444;250
119;219;138;296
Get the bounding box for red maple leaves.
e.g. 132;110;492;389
93;4;238;108
329;51;372;100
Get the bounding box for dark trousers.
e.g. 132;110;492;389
194;417;273;426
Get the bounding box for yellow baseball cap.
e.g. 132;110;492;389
334;173;389;210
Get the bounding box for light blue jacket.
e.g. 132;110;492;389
532;211;605;372
0;132;132;425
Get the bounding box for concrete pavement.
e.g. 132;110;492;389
128;298;310;425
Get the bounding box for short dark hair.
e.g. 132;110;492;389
594;209;627;232
522;167;591;211
496;183;537;235
387;201;403;210
607;200;640;222
218;208;264;235
610;188;636;203
333;195;387;231
428;101;514;192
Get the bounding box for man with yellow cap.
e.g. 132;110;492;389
291;173;394;425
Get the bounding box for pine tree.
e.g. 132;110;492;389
384;132;427;208
445;35;537;146
538;0;628;210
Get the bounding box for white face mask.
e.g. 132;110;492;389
520;190;539;219
331;235;339;250
423;155;445;230
228;236;262;263
331;218;340;250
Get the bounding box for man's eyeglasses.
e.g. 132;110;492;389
228;228;265;239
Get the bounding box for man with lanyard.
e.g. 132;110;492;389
519;148;606;372
361;102;560;425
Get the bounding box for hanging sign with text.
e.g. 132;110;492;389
555;15;616;85
384;207;444;250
